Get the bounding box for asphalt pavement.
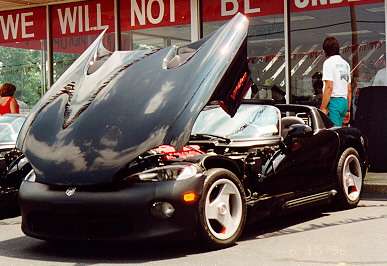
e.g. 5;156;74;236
1;197;387;265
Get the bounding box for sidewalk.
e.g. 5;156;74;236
363;172;387;194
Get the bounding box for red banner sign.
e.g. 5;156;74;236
0;0;384;45
203;0;282;22
0;7;45;44
203;0;384;22
120;0;190;31
291;0;383;12
51;0;115;38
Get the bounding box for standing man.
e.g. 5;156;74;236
320;37;351;127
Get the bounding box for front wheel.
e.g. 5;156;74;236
198;168;246;249
336;148;363;209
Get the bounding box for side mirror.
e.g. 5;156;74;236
287;124;313;138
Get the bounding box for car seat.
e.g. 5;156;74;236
281;116;305;139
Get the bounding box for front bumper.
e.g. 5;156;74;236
19;177;204;241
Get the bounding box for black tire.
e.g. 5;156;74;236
198;168;246;249
335;148;363;209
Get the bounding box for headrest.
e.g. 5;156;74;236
281;116;305;129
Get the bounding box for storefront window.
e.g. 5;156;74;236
202;0;285;102
0;7;47;109
290;1;386;108
120;0;191;50
51;0;116;81
1;0;384;111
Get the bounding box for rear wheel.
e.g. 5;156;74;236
198;168;246;249
336;148;363;209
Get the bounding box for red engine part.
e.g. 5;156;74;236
151;145;204;160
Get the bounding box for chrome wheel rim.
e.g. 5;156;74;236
204;178;243;240
342;154;362;202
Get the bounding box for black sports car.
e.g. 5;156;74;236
17;14;367;248
0;114;30;211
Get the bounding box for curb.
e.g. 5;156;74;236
363;183;387;194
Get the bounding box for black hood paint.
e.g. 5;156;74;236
17;14;250;186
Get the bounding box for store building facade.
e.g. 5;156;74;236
0;0;385;108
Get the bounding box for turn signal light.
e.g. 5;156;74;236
183;192;196;203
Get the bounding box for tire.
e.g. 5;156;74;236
198;168;246;249
335;148;363;209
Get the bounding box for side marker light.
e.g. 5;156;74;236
183;192;197;203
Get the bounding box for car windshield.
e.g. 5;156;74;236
0;116;25;143
192;104;280;140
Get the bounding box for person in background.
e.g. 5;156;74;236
0;83;19;115
271;85;286;103
320;37;351;127
311;71;323;107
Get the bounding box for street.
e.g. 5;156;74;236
0;195;387;266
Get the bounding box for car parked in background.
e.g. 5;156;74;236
17;100;31;115
0;114;30;213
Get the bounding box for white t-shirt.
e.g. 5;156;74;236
322;55;351;98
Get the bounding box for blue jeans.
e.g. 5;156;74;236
328;97;348;127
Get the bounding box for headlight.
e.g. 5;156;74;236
24;169;36;182
131;164;201;182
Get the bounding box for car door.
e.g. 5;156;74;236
257;116;339;196
281;128;339;191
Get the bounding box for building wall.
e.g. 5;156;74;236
0;0;385;108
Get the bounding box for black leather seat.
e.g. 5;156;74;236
281;116;305;139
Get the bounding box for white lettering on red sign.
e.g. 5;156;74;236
294;0;344;8
221;0;238;16
0;14;18;40
169;0;175;22
130;0;176;26
57;3;108;34
0;12;34;40
147;0;164;24
21;12;34;38
221;0;261;17
244;0;261;14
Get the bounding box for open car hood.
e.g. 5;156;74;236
17;14;251;186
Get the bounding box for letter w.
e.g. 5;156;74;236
58;7;77;34
0;14;19;40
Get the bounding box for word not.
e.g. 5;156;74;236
131;0;176;26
